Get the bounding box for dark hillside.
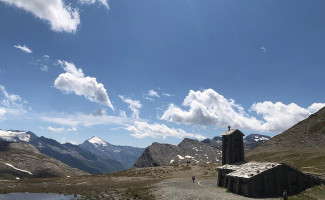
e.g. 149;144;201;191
246;107;325;174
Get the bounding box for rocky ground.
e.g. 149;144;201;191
0;163;323;199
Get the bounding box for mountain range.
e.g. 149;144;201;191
0;127;272;176
0;130;144;174
133;133;270;168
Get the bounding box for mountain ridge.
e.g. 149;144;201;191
246;106;325;174
0;140;87;179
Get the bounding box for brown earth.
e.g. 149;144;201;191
0;164;282;200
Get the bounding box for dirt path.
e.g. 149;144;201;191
151;177;280;200
150;164;280;200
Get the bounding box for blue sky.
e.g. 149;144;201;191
0;0;324;147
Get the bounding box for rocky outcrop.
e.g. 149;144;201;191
133;138;222;168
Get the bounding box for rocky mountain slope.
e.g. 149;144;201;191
80;136;144;169
0;141;87;179
246;106;325;174
133;138;222;168
244;134;271;152
29;133;125;174
0;130;126;174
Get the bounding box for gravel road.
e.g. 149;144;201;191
151;177;280;200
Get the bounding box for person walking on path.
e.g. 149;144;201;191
283;190;288;200
192;175;195;183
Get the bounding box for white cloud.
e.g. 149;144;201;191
40;65;48;72
44;55;50;59
119;95;142;118
47;126;77;133
40;112;135;127
148;89;160;98
250;102;325;132
307;103;325;113
79;0;109;9
126;121;206;140
260;46;267;53
47;126;65;133
1;0;80;33
54;60;114;110
144;96;154;101
0;108;6;116
161;89;325;133
162;92;173;97
67;127;77;132
0;85;27;116
14;44;32;53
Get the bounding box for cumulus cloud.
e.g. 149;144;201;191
14;44;32;53
307;103;325;113
79;0;109;9
1;0;80;33
54;60;114;110
126;121;206;140
161;89;325;132
250;102;325;132
119;95;142;118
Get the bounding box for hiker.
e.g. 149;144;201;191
192;175;195;183
283;190;288;200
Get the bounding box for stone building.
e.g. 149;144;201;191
221;127;245;165
217;162;319;197
217;127;321;197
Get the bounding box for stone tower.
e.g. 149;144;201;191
221;126;245;165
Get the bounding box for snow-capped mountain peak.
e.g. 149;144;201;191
254;136;270;142
0;130;30;142
88;136;107;147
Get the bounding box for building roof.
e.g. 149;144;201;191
218;162;280;179
221;129;245;136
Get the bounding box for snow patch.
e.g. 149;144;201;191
185;155;194;159
5;163;33;175
0;130;30;142
170;160;174;164
254;136;269;142
177;155;184;159
88;136;107;147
